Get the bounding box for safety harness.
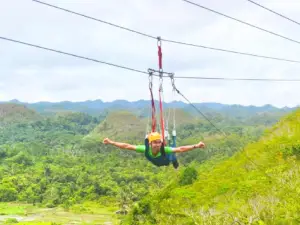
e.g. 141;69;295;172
144;37;179;168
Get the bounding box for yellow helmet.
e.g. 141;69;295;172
148;132;162;142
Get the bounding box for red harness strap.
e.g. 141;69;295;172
158;45;162;70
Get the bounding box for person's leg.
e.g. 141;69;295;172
172;157;179;169
170;135;179;168
167;153;179;169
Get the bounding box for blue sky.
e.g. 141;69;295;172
1;0;300;107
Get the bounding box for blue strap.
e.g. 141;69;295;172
166;134;177;162
172;135;176;147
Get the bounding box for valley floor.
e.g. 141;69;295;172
0;202;120;225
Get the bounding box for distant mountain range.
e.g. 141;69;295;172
0;99;298;119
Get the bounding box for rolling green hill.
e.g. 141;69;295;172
87;110;147;143
86;109;199;144
124;109;300;225
0;103;41;124
0;99;298;224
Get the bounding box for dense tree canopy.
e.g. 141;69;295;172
0;103;298;224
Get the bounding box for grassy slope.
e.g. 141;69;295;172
0;103;41;124
86;109;198;143
124;109;300;225
86;110;147;144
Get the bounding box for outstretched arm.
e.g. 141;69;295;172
172;141;205;153
103;138;136;151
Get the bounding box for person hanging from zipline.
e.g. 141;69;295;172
102;132;205;168
103;37;205;168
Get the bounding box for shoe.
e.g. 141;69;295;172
172;160;179;169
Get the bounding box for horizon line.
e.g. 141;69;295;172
0;98;298;109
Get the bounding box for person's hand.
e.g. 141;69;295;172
103;138;112;144
196;141;205;148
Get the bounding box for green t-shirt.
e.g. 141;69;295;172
135;145;174;158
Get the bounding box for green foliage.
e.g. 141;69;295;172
4;218;18;224
1;103;294;224
0;111;177;210
0;186;18;202
179;166;198;186
124;108;300;225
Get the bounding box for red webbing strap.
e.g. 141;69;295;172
158;45;162;70
157;37;162;70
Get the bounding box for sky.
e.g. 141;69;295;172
1;0;300;107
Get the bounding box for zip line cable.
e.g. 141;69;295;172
169;74;226;136
0;36;148;75
159;39;300;64
174;88;226;136
181;0;300;45
245;0;300;26
32;0;156;39
2;36;300;82
31;0;300;64
174;76;300;82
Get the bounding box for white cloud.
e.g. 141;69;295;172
1;0;300;107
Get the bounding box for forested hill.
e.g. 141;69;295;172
124;109;300;225
0;101;299;224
